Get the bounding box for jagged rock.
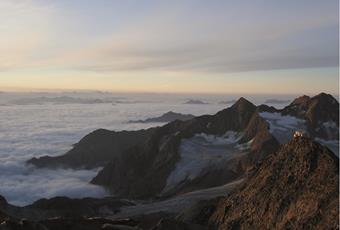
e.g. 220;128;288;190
209;138;339;229
257;104;279;113
281;93;339;139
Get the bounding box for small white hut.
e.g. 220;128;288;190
293;131;304;139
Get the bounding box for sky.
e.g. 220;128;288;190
0;0;338;95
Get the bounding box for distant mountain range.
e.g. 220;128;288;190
8;96;153;105
0;92;338;229
184;99;209;104
11;96;112;105
128;111;195;123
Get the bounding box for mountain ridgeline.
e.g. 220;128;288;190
91;98;279;198
208;138;338;229
2;134;338;229
28;128;155;169
13;92;338;229
27;93;338;199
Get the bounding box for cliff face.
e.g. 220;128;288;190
209;138;339;230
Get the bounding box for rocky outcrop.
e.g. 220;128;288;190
281;93;339;139
0;195;140;230
209;138;339;229
257;104;279;113
0;216;140;230
0;195;134;221
27;197;135;219
91;98;279;198
129;111;195;123
27;128;154;169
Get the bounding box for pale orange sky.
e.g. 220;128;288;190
1;68;338;95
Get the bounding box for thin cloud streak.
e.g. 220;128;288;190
0;0;338;73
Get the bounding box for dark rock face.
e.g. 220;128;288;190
257;104;279;113
91;98;279;198
0;195;140;230
209;138;339;229
281;93;339;139
0;217;140;230
150;218;207;230
27;128;154;169
177;198;220;227
129;111;195;123
27;196;135;219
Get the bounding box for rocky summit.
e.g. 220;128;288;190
208;138;339;230
281;93;339;139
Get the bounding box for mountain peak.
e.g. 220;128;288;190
290;95;310;106
315;92;332;98
231;97;256;111
312;92;338;104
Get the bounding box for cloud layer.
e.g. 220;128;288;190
0;92;232;206
0;0;338;73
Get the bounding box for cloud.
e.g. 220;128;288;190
61;1;339;73
0;0;338;73
0;91;229;206
0;123;108;206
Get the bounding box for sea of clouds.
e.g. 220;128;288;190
0;92;294;206
2;92;249;206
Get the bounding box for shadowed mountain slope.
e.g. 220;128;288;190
28;128;154;169
91;98;279;198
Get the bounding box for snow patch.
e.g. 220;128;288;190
323;121;337;129
195;131;242;146
235;139;254;151
163;131;243;193
259;112;306;144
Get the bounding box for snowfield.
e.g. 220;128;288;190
163;131;245;192
260;112;339;155
259;112;306;143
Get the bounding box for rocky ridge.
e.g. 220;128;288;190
208;138;339;229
